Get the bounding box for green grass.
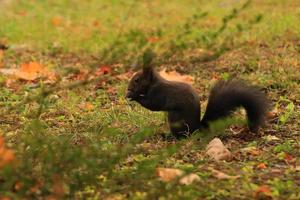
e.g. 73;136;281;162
0;0;300;199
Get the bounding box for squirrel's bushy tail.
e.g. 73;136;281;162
200;79;269;132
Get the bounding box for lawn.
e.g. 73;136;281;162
0;0;299;199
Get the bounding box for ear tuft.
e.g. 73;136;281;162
142;48;156;68
142;49;156;78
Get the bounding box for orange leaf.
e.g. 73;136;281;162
254;185;272;198
16;62;44;81
0;197;11;200
80;102;94;111
257;163;267;169
0;136;15;168
2;149;14;163
0;136;4;147
147;37;159;43
17;11;27;16
51;16;63;26
14;181;22;191
96;65;111;76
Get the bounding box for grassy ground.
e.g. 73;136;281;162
0;0;299;199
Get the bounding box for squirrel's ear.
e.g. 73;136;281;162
142;48;155;67
142;48;155;79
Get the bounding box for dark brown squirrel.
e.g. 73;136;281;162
126;50;269;138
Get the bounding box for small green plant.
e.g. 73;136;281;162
276;97;295;127
273;141;294;153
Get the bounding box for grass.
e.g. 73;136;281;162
0;0;300;199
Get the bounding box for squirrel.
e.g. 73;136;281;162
126;50;269;138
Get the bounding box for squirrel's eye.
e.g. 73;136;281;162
134;78;139;83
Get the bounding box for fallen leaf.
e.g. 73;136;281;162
17;11;27;16
80;102;94;111
147;37;159;43
256;163;267;170
263;135;280;142
283;153;295;162
0;50;4;68
93;20;101;27
14;181;22;191
210;169;240;180
0;197;11;200
206;138;233;161
295;166;300;171
0;62;56;81
51;16;63;26
116;71;134;81
179;173;201;185
96;65;111;76
156;167;200;185
240;146;261;156
269;168;282;174
0;136;15;168
156;167;183;182
266;107;279;120
52;174;65;198
254;185;272;198
17;62;44;80
0;136;4;147
159;69;194;85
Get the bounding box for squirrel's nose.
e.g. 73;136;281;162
126;90;133;100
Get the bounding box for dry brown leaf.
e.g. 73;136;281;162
51;174;65;198
206;138;233;161
179;173;201;185
116;71;134;81
0;50;4;68
266;107;279;120
295;166;300;171
283;153;295;163
159;69;194;85
156;167;183;182
210;169;240;180
156;167;200;185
